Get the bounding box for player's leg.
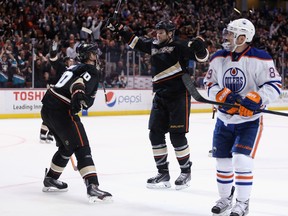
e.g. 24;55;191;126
211;119;235;215
170;132;192;190
74;145;112;202
147;94;171;189
67;114;112;202
42;143;72;192
41;106;70;191
230;118;262;216
168;93;192;190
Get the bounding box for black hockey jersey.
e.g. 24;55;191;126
41;63;100;110
120;31;205;97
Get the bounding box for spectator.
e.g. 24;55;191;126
0;0;286;89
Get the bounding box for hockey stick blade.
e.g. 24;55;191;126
182;73;288;117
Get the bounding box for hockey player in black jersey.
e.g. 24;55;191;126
40;42;112;202
107;19;209;189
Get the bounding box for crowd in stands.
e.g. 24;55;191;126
0;0;287;89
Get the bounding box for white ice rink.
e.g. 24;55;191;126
0;113;287;216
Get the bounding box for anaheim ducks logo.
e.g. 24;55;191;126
223;67;246;93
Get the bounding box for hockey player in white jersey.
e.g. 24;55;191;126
203;18;282;216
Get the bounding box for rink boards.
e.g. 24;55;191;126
0;88;288;118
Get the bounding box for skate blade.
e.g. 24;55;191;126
42;187;68;192
212;208;232;216
175;182;191;190
88;195;113;203
146;181;171;189
40;139;52;144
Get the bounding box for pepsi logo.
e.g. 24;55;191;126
106;91;116;107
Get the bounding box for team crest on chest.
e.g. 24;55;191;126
151;46;174;55
222;67;246;93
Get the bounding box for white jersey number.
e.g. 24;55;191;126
55;71;73;88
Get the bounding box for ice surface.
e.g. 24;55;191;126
0;113;287;216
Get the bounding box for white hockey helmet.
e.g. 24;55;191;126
227;18;255;43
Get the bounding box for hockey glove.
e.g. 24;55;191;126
49;41;58;59
106;18;123;32
239;92;262;117
216;88;241;115
188;36;207;60
71;89;88;114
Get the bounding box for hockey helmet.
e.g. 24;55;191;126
155;20;176;32
76;43;99;62
227;18;255;43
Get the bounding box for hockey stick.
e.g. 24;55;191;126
101;0;122;31
70;155;77;171
97;0;123;103
182;73;288;117
113;0;122;19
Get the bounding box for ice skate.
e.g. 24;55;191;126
146;172;171;189
47;132;54;142
211;186;235;216
87;184;112;203
42;169;68;192
40;131;54;143
40;133;47;143
175;172;191;190
208;149;213;157
230;199;249;216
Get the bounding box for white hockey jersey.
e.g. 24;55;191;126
204;46;282;124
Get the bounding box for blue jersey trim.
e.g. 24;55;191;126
245;47;272;60
210;50;230;62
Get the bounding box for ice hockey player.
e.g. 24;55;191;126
40;42;112;202
106;18;209;190
204;18;282;216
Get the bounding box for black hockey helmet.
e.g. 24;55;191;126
155;20;176;32
76;43;98;62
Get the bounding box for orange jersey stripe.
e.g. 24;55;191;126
70;111;85;147
251;116;263;158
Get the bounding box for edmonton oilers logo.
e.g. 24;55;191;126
106;91;117;107
222;67;246;93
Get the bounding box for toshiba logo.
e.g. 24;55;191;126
13;91;45;101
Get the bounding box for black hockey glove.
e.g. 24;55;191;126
188;36;207;59
106;18;123;32
71;89;88;114
49;40;58;59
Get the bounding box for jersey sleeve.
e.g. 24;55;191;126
203;54;223;100
120;31;152;54
255;58;282;105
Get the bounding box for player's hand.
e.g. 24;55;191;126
188;36;207;57
106;18;123;32
239;92;262;117
216;88;241;115
71;90;88;114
